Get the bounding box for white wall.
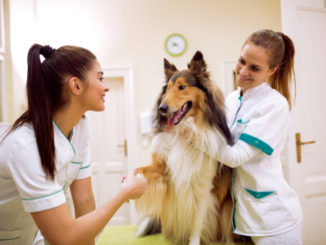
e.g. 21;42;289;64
4;0;281;165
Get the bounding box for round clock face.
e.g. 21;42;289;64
165;34;187;57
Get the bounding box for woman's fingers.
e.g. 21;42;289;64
121;168;147;200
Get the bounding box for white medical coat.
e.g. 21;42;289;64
0;116;92;244
221;82;302;236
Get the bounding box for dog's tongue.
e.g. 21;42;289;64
168;109;183;126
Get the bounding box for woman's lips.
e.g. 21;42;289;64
238;75;252;83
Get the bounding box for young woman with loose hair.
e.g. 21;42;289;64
0;44;147;245
199;29;302;244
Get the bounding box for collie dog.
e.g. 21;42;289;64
135;51;234;245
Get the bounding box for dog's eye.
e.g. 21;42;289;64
178;85;186;90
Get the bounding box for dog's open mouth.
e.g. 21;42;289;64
167;101;192;126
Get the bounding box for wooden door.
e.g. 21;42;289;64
88;76;129;225
282;1;326;244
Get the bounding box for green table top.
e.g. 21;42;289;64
96;225;252;245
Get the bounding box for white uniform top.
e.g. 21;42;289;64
218;82;302;236
0;116;92;244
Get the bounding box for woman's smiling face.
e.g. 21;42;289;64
81;60;109;112
235;42;277;94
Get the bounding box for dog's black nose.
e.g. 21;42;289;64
159;104;168;114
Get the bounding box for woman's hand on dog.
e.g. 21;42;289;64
121;169;148;200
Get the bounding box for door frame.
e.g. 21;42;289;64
0;0;4;53
0;0;6;122
101;66;138;224
0;55;6;122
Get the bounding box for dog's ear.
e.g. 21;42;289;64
164;58;178;82
187;51;207;76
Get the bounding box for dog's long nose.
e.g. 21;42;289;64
159;104;168;114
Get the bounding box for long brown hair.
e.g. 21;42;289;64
245;29;296;109
11;44;96;179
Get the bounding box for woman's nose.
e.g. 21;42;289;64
103;83;109;92
239;66;249;76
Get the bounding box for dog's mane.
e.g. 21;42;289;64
194;79;233;145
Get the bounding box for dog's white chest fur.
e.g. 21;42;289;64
152;119;223;189
152;131;217;190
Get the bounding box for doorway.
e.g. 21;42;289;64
281;1;326;244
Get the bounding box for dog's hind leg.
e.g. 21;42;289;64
136;216;161;237
220;197;235;245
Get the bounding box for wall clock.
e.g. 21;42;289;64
164;33;187;57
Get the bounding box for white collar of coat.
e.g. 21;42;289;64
238;82;271;101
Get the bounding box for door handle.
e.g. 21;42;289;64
118;139;128;157
295;133;316;163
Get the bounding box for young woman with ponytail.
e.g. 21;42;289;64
0;44;147;245
198;30;302;244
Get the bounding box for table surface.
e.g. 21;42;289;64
96;225;253;245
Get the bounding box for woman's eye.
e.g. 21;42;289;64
179;85;185;90
99;77;104;82
250;66;260;72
